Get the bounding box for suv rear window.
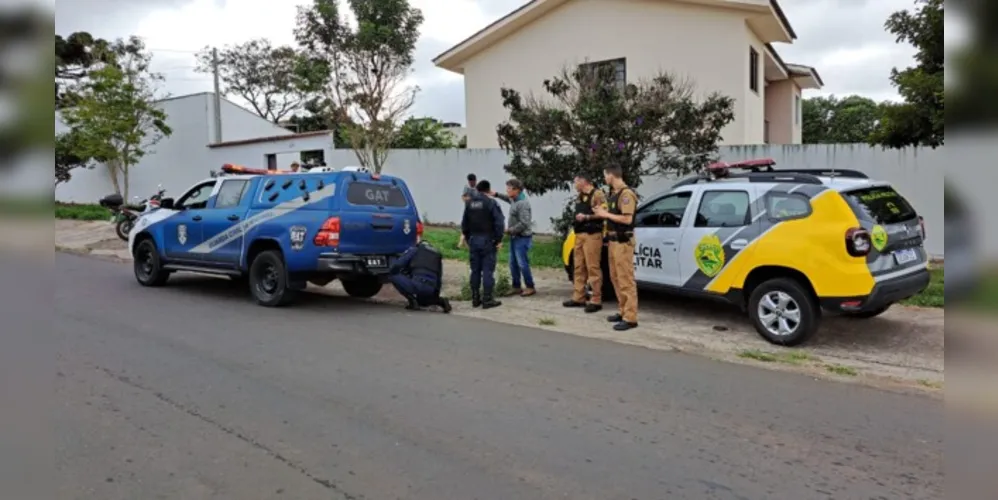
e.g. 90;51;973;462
843;186;917;224
345;181;408;207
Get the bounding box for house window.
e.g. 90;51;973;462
749;47;759;93
579;58;626;93
795;95;801;124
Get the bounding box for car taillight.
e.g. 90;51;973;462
845;227;871;256
416;221;424;242
918;216;926;240
313;217;340;246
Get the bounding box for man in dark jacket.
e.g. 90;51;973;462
388;241;452;313
461;180;505;308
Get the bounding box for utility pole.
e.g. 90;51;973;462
211;47;222;143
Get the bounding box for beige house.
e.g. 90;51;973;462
433;0;823;148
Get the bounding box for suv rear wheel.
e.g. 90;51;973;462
747;278;820;346
341;277;383;298
249;250;296;307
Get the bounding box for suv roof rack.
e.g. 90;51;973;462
672;157;869;187
769;168;868;178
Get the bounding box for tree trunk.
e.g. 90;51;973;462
105;163;121;196
122;164;129;202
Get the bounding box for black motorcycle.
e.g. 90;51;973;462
99;185;166;241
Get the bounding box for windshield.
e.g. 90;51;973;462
842;186;917;225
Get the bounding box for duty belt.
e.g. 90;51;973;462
606;232;633;242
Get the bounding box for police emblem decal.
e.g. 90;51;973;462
177;224;187;245
289;226;307;251
403;219;411;234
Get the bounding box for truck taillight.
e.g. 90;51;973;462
918;216;926;240
416;221;424;242
845;227;871;256
314;217;340;246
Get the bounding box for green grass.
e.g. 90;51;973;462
824;364;858;376
55;202;113;221
900;266;944;308
421;226;564;268
0;196;53;217
455;269;513;301
538;317;557;326
917;379;943;389
738;349;816;365
967;274;998;312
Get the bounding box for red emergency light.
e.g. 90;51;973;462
706;157;776;177
220;164;290;175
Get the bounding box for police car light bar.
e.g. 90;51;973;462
221;164;289;175
707;158;777;171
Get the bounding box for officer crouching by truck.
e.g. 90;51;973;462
388;241;452;313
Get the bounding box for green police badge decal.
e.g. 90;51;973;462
694;234;725;277
870;225;888;252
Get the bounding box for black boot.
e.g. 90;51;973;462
471;290;482;308
405;297;420;310
482;294;502;309
439;297;452;313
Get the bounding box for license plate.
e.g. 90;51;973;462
365;256;387;268
893;248;919;265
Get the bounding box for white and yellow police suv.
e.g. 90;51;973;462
561;158;930;346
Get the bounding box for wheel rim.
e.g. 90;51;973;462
757;291;802;337
255;263;279;295
137;246;154;277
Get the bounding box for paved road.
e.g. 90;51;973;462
49;253;942;499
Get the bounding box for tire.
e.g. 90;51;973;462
844;305;891;319
747;278;820;346
249;250;295;307
116;218;134;241
133;239;170;287
341;277;383;298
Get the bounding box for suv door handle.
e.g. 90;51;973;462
227;214;240;221
730;238;748;249
192;215;202;221
663;239;676;245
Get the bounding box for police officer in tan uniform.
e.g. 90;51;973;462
563;174;606;313
592;164;638;331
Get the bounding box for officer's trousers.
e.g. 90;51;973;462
467;235;497;296
608;240;638;323
389;274;441;306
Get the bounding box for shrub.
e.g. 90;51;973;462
457;269;512;300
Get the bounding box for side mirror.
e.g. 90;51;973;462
159;198;175;209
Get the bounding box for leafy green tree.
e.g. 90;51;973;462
497;65;734;237
195;39;327;123
295;0;424;173
284;96;354;148
869;0;943;148
55;130;94;185
802;95;884;143
946;1;998;128
392;117;456;148
0;10;52;162
60;37;172;200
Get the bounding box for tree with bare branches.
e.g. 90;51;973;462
195;39;327;123
295;0;424;173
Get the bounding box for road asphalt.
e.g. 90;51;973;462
46;253;942;499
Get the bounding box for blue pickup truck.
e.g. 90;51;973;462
128;165;423;306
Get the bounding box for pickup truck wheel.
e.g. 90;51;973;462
843;305;891;319
747;278;819;346
249;250;296;307
341;277;383;299
133;239;170;287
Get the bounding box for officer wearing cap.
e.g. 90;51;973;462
563;174;606;313
461;179;505;308
388;241;452;313
592;164;638;331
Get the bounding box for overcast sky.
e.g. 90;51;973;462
55;0;920;125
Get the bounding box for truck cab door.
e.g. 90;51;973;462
197;178;251;267
632;189;694;287
162;180;216;262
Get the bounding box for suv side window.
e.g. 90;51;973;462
635;192;692;228
767;192;811;220
176;181;216;210
215;179;249;209
695;190;751;227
